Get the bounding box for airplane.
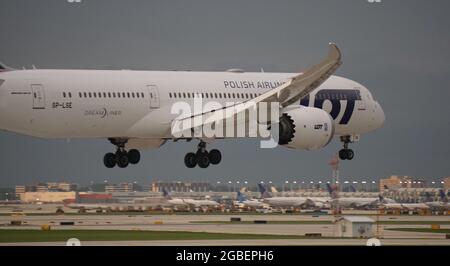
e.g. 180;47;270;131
424;190;449;211
235;191;267;209
162;188;219;211
0;44;385;168
326;183;395;209
258;183;311;209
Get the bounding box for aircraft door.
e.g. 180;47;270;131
31;84;46;109
147;85;160;108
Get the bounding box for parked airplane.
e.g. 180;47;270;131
424;190;450;210
162;188;219;211
326;184;395;209
235;191;267;209
258;184;311;208
0;44;385;168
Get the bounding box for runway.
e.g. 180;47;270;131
1;213;449;245
2;238;450;246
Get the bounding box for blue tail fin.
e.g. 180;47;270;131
326;183;333;194
237;191;247;202
439;189;448;202
162;188;171;199
326;183;338;199
439;189;445;199
258;183;271;198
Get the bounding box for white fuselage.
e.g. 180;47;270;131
0;69;384;141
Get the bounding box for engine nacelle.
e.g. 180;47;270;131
278;106;335;150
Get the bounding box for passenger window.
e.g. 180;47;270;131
63;92;66;98
108;92;111;98
122;92;126;98
183;93;186;98
141;92;144;98
79;92;82;98
84;92;87;98
169;92;172;98
88;92;92;98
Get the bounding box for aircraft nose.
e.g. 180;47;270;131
374;101;385;129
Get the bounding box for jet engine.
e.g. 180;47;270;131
278;106;335;150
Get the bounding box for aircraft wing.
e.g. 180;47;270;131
171;43;342;137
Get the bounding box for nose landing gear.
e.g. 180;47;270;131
103;138;141;168
339;135;355;160
184;141;222;168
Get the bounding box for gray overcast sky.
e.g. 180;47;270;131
0;0;449;187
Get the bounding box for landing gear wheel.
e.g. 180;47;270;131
339;135;355;161
346;149;354;160
339;149;347;160
338;149;354;160
197;152;210;168
104;153;117;168
184;152;197;168
209;149;222;165
117;153;129;168
127;149;141;164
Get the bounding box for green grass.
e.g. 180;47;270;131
379;221;450;225
190;220;450;225
0;229;312;243
385;228;450;234
190;220;333;224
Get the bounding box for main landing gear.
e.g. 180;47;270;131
184;141;222;168
339;135;354;160
103;138;141;168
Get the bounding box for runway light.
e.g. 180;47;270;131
310;181;314;184
372;181;376;184
344;181;349;184
285;181;289;184
432;181;435;184
318;181;322;184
